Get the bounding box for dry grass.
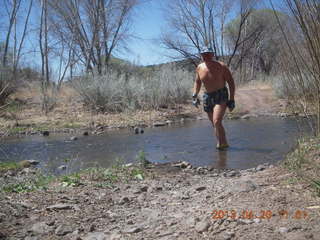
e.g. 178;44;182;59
0;80;283;135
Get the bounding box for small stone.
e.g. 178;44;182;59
42;130;50;136
195;220;210;233
224;170;239;177
46;204;74;211
223;231;235;240
253;218;261;224
238;219;253;224
70;136;78;141
83;232;108;240
19;202;33;208
58;165;67;170
195;186;206;192
231;180;257;193
123;227;142;233
30;222;51;234
172;161;191;169
256;164;266;171
89;224;95;232
55;225;73;236
25;237;39;240
119;196;130;205
26;160;40;165
47;220;55;226
278;227;289;233
83;131;89;136
241;114;250;120
153;122;167;127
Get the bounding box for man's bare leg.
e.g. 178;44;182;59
212;103;228;147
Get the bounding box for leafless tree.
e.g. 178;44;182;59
39;0;50;113
0;0;34;106
2;0;22;68
271;0;320;135
47;0;138;75
161;0;256;67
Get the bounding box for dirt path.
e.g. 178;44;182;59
1;163;319;240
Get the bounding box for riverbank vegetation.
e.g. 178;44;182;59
284;137;320;196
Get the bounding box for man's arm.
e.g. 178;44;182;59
224;66;235;100
193;68;202;97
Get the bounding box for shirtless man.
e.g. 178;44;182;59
192;47;235;150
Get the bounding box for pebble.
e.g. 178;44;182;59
58;165;67;170
238;219;253;224
256;164;266;171
153;122;167;127
172;161;191;169
119;196;130;205
195;220;210;233
30;222;51;234
278;227;289;233
42;131;50;136
46;204;74;211
254;218;261;224
195;186;206;192
224;170;240;177
83;232;108;240
25;237;39;240
123;227;142;233
55;225;73;236
223;231;235;240
140;186;148;192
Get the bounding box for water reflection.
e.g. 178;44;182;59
216;150;228;169
0;117;309;174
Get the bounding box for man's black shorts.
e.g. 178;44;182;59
203;87;229;112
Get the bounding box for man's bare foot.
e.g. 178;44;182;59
216;143;229;150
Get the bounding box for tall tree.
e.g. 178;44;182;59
48;0;138;75
161;0;256;66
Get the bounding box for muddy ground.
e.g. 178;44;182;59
0;162;319;240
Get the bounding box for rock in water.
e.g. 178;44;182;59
42;131;50;136
70;136;78;141
134;127;139;134
153;122;167;127
58;165;67;171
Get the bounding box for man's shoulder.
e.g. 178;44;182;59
197;62;205;68
216;60;227;67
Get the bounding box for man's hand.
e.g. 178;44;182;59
192;93;200;108
192;98;200;108
227;100;235;112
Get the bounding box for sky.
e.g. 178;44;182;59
118;0;170;66
0;0;282;68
